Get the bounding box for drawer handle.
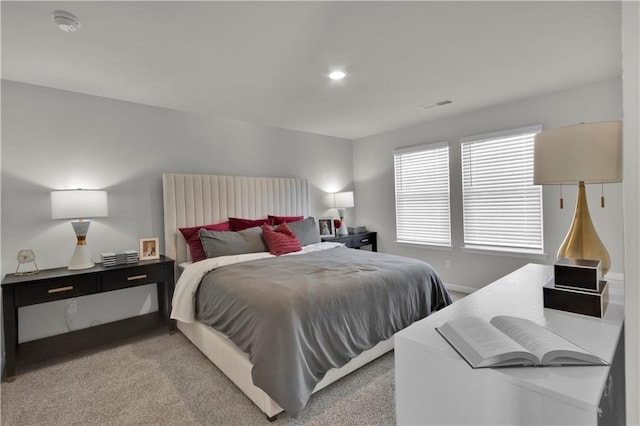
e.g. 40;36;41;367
361;238;369;243
48;286;74;294
127;274;148;281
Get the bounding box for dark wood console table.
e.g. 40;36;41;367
2;255;175;382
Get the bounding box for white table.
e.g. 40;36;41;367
395;263;625;425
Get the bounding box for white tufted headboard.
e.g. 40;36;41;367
162;173;310;272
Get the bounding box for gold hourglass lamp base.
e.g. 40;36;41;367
557;182;610;277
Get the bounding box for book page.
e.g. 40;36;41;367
437;316;538;368
490;316;606;366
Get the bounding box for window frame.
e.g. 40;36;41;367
460;125;545;255
393;141;452;248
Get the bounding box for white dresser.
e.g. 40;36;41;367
395;263;625;425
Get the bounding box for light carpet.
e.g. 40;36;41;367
1;291;466;425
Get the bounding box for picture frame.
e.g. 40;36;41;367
317;217;335;237
139;237;160;260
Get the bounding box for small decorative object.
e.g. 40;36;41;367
348;225;367;234
15;249;39;275
543;279;609;318
554;258;601;292
139;237;159;260
543;258;608;317
317;217;334;237
100;250;139;267
333;219;342;236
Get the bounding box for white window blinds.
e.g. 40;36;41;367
461;125;543;252
394;142;451;246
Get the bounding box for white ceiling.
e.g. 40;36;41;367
1;1;622;140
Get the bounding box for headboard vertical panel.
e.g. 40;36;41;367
266;179;274;215
216;177;226;221
192;175;203;226
162;174;177;263
163;173;310;276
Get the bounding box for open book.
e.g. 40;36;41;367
436;315;608;368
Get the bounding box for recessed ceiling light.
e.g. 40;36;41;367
328;71;347;81
51;10;81;32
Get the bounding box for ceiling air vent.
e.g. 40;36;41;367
420;99;454;110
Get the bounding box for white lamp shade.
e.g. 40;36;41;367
333;191;355;208
533;121;622;185
51;190;108;219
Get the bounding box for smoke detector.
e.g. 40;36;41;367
51;11;81;32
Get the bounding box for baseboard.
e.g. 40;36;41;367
605;271;624;281
444;282;476;294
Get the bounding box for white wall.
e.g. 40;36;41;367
622;1;640;423
353;78;623;291
0;69;3;375
1;80;353;343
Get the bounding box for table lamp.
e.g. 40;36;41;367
51;189;108;270
533;121;622;277
332;191;354;236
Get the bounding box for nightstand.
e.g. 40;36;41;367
321;231;377;252
1;255;175;382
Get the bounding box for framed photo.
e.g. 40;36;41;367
139;237;159;260
317;217;334;237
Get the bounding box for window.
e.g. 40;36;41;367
394;142;451;246
460;125;543;253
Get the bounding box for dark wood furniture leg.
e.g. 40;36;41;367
266;413;278;422
2;286;17;382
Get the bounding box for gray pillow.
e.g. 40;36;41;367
287;216;321;246
199;226;267;258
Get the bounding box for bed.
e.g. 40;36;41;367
162;173;451;420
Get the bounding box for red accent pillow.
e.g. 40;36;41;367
229;217;274;231
268;215;304;225
179;222;230;262
261;223;302;256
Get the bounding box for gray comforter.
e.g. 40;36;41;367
195;246;451;416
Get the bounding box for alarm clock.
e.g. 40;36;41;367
16;249;39;276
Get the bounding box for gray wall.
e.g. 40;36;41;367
1;80;353;343
353;78;623;291
622;1;640;421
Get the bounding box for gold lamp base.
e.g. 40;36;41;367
557;181;610;277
